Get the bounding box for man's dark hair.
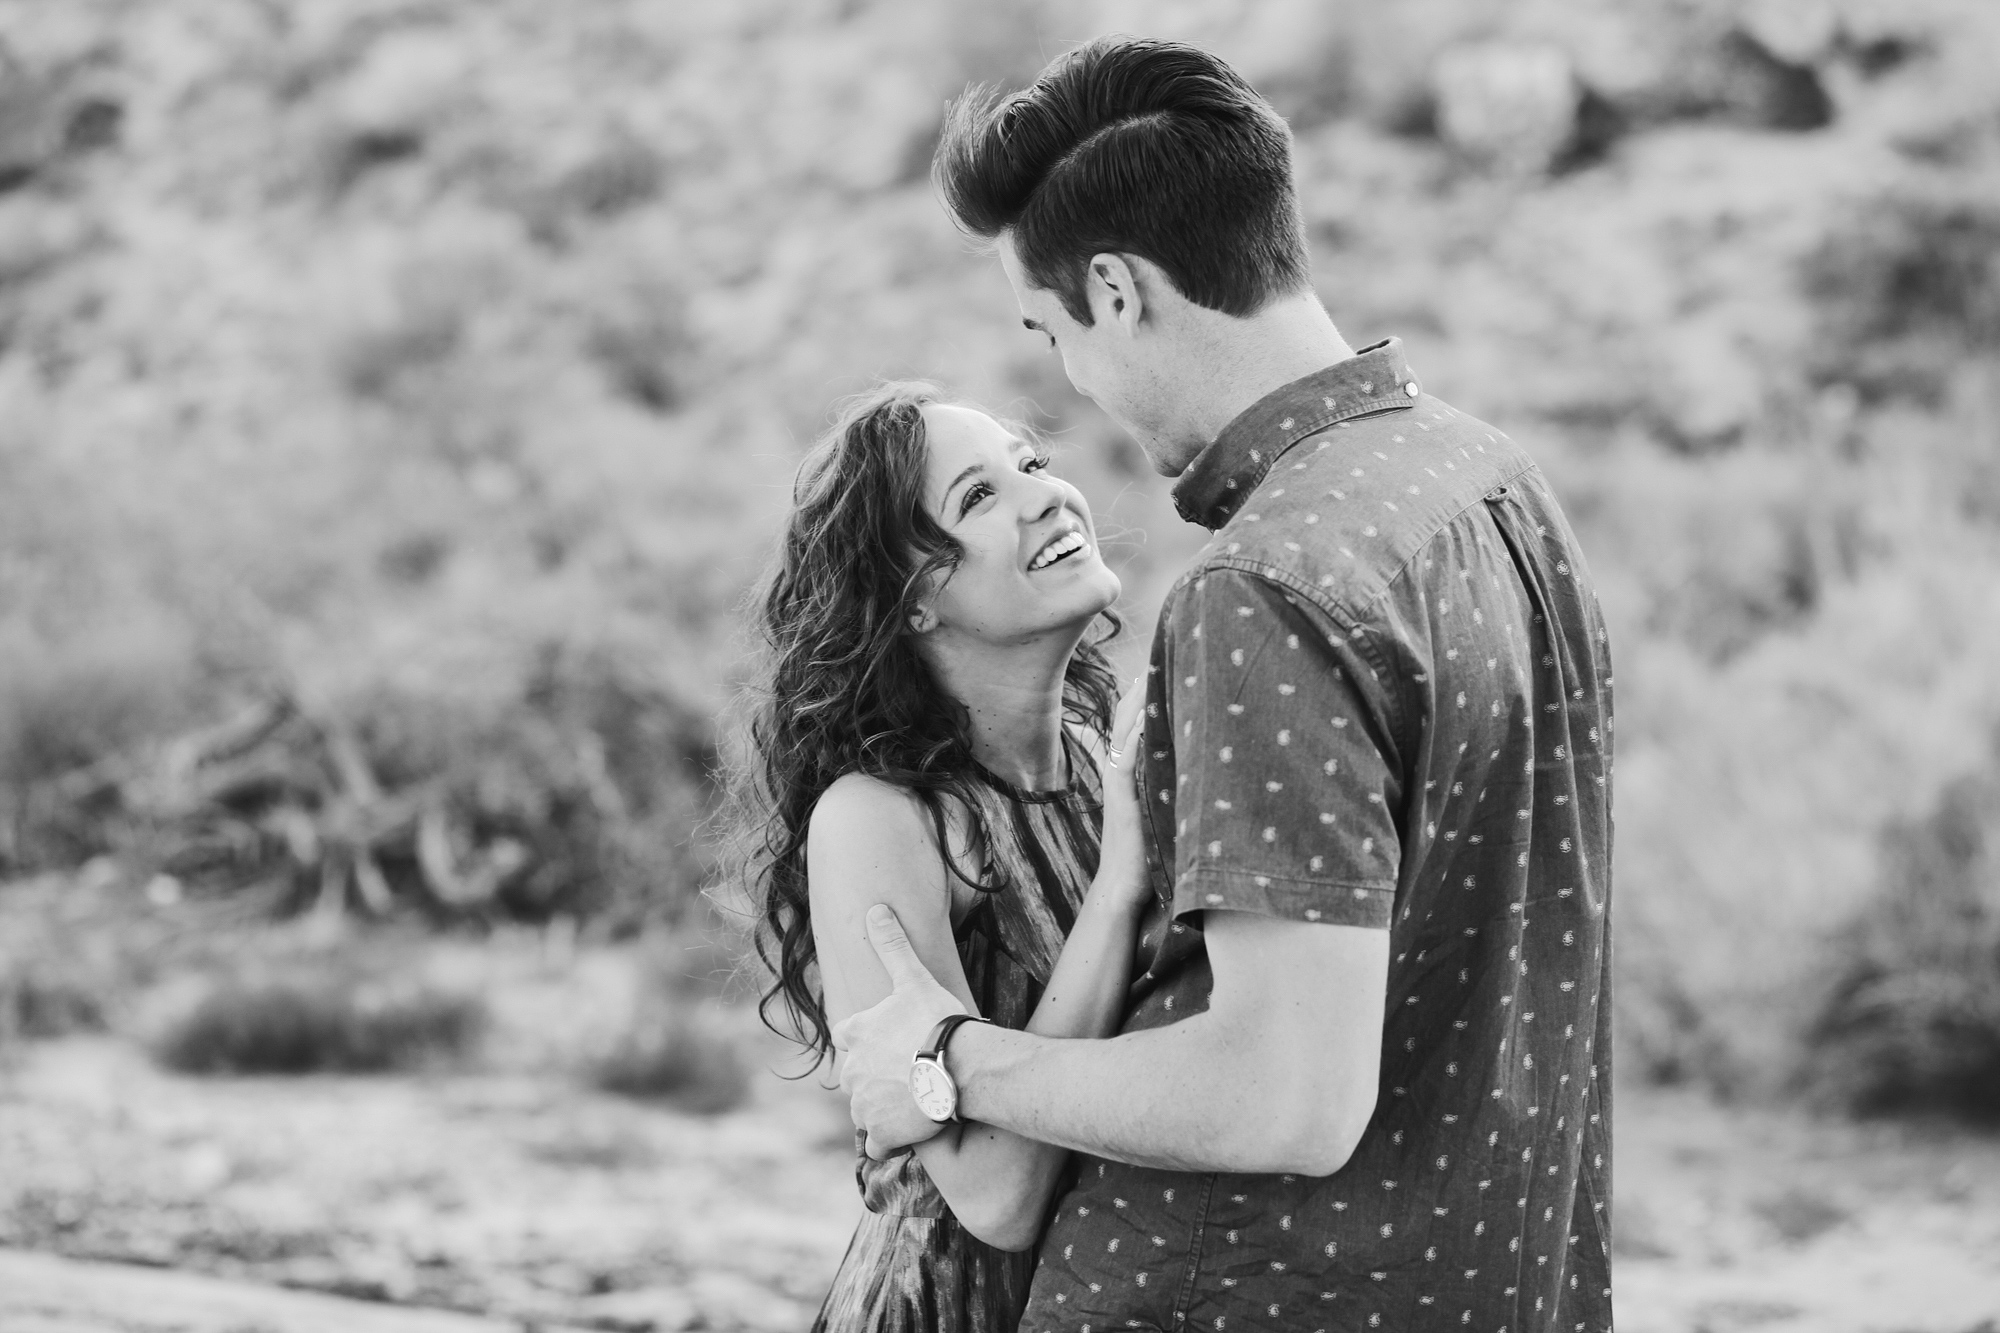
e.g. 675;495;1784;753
934;35;1311;326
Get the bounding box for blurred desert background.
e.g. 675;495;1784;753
1;0;1997;1330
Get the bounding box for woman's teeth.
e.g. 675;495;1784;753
1029;531;1088;571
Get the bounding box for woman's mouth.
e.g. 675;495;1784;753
1028;529;1090;571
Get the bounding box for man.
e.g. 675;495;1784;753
838;36;1613;1332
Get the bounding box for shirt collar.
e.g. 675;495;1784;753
1171;337;1422;530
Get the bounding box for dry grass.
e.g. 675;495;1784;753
1;970;105;1042
150;967;487;1076
591;1001;753;1115
1811;746;2000;1120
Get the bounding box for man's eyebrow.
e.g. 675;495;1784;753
940;462;984;516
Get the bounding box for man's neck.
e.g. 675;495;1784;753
1171;294;1357;456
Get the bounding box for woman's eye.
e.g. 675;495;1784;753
958;482;993;517
1024;453;1051;474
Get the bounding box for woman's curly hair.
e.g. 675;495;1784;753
732;381;1120;1067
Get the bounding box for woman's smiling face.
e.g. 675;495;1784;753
916;403;1119;646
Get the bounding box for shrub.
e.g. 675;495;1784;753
1810;753;2000;1120
592;999;751;1114
0;866;142;1042
11;647;722;931
151;967;486;1075
0;967;106;1040
1804;187;2000;400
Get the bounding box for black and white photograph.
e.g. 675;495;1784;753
1;2;1997;1331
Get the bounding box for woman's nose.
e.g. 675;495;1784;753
1020;476;1064;521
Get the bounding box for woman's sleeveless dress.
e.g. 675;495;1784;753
811;742;1102;1332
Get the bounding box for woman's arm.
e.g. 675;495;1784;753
908;855;1144;1249
808;687;1149;1251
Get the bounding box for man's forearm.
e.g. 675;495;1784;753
949;1010;1365;1176
836;908;1385;1172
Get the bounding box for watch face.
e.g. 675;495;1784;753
910;1058;957;1122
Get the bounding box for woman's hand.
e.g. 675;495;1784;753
1093;673;1152;915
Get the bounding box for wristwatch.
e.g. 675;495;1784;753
909;1013;991;1124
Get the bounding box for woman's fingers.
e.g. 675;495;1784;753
1119;683;1145;748
1111;673;1145;736
1109;673;1146;774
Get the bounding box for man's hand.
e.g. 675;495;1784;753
833;903;968;1159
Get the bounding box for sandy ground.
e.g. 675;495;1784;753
2;1036;1997;1333
1614;1091;2000;1333
0;1246;590;1333
0;1030;856;1332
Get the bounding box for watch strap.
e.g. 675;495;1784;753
918;1012;989;1062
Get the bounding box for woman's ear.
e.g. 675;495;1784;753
908;604;938;634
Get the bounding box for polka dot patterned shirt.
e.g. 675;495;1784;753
1022;339;1615;1333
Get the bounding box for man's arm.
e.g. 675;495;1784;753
841;904;1386;1173
839;568;1402;1171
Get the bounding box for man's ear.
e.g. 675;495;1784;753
1084;253;1144;335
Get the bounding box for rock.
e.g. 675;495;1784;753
334;30;473;141
1431;40;1580;175
1623;23;1834;133
1709;29;1835;131
1543;6;1837;137
177;1142;231;1193
1650;322;1769;450
0;73;67;187
0;201;90;285
0;51;120;190
1744;0;1841;66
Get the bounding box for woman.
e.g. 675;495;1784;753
738;381;1150;1330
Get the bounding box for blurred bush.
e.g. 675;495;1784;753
150;962;487;1075
1806;186;2000;403
591;1001;752;1115
0;866;154;1047
6;660;715;930
586;935;753;1113
1;967;105;1041
1811;745;2000;1119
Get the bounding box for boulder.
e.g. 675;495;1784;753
1431;40;1580;175
334;29;473;142
0;48;122;191
1742;0;1842;67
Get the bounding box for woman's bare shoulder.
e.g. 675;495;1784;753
810;772;927;838
806;774;945;880
806;774;976;917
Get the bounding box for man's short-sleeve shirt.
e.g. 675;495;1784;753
1023;340;1614;1333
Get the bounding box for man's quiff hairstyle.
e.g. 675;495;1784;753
934;35;1312;326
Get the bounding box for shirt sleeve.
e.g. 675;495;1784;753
1163;567;1403;930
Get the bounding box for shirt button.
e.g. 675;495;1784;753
1405;381;1421;397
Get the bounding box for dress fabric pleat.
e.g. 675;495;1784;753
811;739;1101;1332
